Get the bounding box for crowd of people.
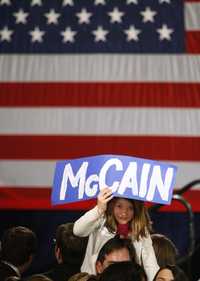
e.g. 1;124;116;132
0;189;190;281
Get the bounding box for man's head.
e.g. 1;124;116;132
98;261;147;281
55;223;88;266
1;226;37;274
95;237;136;274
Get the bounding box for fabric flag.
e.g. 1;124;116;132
0;0;199;211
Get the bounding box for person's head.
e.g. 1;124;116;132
26;274;53;281
54;223;87;266
95;237;136;274
105;197;151;240
153;265;189;281
151;234;178;267
1;226;37;274
98;261;147;281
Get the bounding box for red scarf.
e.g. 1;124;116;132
117;223;129;238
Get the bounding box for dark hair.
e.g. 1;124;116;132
98;261;147;281
153;265;189;281
55;223;88;265
105;198;152;240
5;277;21;281
68;273;98;281
26;274;53;281
151;233;178;267
96;237;136;264
1;226;37;267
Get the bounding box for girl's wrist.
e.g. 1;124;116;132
97;205;105;216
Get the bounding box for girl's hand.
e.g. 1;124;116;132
97;187;113;215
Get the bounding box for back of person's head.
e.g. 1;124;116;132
26;274;53;281
96;236;136;264
151;234;178;267
105;198;151;240
98;261;147;281
1;226;37;269
55;223;87;265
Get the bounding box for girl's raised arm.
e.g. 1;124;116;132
73;188;113;237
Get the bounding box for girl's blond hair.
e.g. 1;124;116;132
105;197;152;241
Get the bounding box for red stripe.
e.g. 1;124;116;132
0;187;199;212
0;82;200;107
0;187;96;210
147;190;200;212
0;135;200;161
186;32;200;54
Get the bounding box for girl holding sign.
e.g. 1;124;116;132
73;188;159;281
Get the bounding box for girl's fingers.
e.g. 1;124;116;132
105;195;113;202
97;187;113;214
102;188;112;196
99;188;112;198
102;193;112;202
104;192;113;200
98;187;113;206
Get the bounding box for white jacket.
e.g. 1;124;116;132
73;206;159;281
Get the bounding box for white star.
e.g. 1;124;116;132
108;7;124;23
124;25;141;41
127;0;138;4
62;0;73;6
159;0;171;3
0;26;13;41
94;0;106;5
157;24;173;40
0;0;11;5
92;26;109;42
13;9;29;24
31;0;42;6
76;8;92;24
61;27;77;43
45;9;60;25
29;26;45;42
140;7;157;23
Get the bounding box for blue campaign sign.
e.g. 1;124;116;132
51;154;177;206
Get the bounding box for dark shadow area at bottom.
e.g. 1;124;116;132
0;210;199;281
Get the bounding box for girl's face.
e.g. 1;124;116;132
113;198;134;224
155;268;174;281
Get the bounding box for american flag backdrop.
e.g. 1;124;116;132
0;0;200;211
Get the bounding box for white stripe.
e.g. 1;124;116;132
0;107;200;136
185;3;200;30
0;55;200;82
0;161;55;187
0;160;199;189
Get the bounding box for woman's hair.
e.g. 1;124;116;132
153;265;189;281
151;233;178;267
105;198;152;240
